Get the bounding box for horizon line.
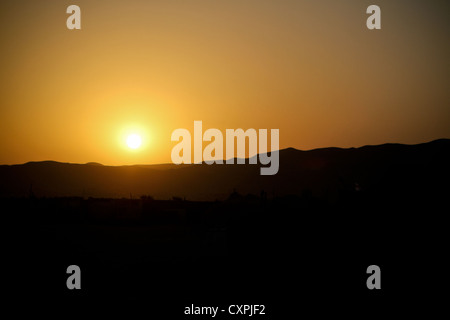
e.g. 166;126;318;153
1;138;448;167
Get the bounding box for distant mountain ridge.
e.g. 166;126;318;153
1;139;449;200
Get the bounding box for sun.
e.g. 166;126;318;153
126;134;142;149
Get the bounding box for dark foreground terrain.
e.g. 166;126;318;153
2;140;449;316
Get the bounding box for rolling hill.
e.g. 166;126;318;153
1;139;449;201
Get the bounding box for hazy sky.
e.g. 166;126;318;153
1;0;449;165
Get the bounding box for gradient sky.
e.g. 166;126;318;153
1;0;449;165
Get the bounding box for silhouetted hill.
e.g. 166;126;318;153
85;162;103;166
2;140;449;311
1;139;449;201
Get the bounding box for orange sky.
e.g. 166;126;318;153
1;0;449;165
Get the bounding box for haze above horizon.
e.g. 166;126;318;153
1;0;449;165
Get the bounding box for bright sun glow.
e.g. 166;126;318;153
126;134;142;149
